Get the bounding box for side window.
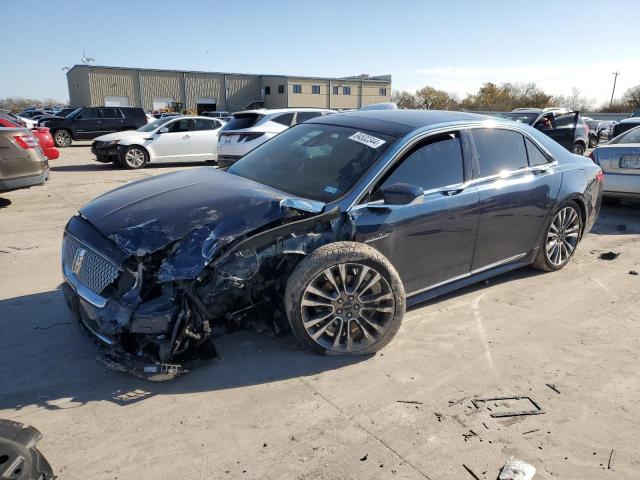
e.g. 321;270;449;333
194;119;219;130
471;129;528;177
374;133;464;200
333;86;339;95
312;85;321;94
293;84;302;94
77;108;101;120
295;111;322;124
554;113;577;128
101;108;122;119
272;113;294;126
167;119;194;132
265;86;271;95
525;138;549;166
278;85;285;94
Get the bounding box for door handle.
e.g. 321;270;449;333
182;134;190;139
441;188;464;196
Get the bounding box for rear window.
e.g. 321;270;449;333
222;113;264;131
296;111;323;124
272;113;295;126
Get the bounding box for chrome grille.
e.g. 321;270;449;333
62;234;120;294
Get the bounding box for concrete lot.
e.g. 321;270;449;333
1;143;639;479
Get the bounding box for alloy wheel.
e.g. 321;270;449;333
300;263;395;353
124;148;145;168
55;130;71;147
546;206;580;266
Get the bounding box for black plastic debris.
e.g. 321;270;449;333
629;270;639;276
360;453;368;462
599;252;620;260
0;419;54;480
471;396;545;418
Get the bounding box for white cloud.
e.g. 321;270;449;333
394;58;640;105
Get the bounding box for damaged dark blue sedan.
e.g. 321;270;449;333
61;110;603;379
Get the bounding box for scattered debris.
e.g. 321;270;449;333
629;270;638;276
448;398;465;407
482;422;489;430
608;449;615;470
462;430;478;442
34;321;72;330
471;396;545;418
545;383;561;394
360;453;368;462
262;443;267;448
396;400;423;405
522;429;540;435
462;464;481;480
599;251;620;260
499;458;536;480
434;413;443;422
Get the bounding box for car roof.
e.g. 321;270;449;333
307;109;494;136
619;117;640;124
233;107;335;116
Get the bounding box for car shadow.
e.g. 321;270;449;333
590;203;640;236
0;288;366;412
0;198;11;208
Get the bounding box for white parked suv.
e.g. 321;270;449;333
91;116;224;169
216;108;334;167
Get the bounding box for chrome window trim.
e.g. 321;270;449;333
348;122;557;210
407;252;528;298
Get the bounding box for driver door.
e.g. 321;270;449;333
350;131;479;295
542;112;578;151
149;118;195;162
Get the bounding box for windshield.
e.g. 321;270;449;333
228;123;396;202
492;112;538;124
137;117;174;132
609;126;640;144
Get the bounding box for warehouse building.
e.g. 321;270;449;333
66;65;392;113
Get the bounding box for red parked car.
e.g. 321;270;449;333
0;115;59;160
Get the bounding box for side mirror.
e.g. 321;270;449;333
380;183;424;205
159;127;169;134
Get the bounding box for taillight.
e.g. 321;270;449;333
13;134;39;149
596;170;604;183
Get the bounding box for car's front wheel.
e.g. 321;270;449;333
285;242;405;355
532;201;583;272
572;142;585;156
53;129;72;147
122;146;148;169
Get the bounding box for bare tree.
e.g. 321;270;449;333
623;85;640;109
551;87;594;111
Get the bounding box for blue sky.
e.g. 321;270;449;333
2;0;639;104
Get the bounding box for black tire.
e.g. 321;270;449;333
53;129;72;148
572;142;585;156
588;137;597;148
531;201;583;272
121;146;148;170
285;241;405;356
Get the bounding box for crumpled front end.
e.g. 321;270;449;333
62;202;347;381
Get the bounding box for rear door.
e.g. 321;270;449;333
99;108;125;134
189;118;222;161
469;127;561;269
351;131;479;294
73;108;103;139
544;112;578;151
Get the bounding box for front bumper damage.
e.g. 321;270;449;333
62;205;348;380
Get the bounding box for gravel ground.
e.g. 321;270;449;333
1;143;639;479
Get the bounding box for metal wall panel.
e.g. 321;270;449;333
185;74;223;110
139;71;183;111
88;69;137;107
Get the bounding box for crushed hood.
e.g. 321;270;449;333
80;168;324;269
94;130;143;142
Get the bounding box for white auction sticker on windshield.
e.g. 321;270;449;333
348;132;386;149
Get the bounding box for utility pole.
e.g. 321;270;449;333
610;71;620;108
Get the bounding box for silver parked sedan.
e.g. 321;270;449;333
590;125;640;201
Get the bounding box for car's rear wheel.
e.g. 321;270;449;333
53;129;72;147
532;201;583;272
122;146;148;169
285;242;405;355
588;137;597;148
572;142;585;156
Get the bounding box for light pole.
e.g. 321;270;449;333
610;71;620;108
